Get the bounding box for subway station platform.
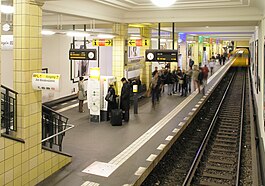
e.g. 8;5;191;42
38;61;234;186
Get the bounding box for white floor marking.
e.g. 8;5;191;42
71;99;77;102
178;122;185;126
81;181;100;186
195;105;200;108
52;105;57;108
134;167;147;176
188;112;193;116
157;144;166;150
183;117;189;121
165;136;173;141
192;108;197;111
146;154;157;162
172;128;180;133
198;101;202;104
82;161;118;177
81;61;234;184
61;102;68;106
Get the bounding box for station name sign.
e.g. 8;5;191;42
69;49;97;60
145;49;178;62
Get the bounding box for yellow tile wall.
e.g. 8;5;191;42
0;1;72;185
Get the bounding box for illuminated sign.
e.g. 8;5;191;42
32;73;60;91
128;39;150;46
92;39;113;46
69;49;97;60
145;49;178;62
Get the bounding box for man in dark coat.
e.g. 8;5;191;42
121;77;131;122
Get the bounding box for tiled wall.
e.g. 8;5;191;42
0;1;72;185
112;24;128;94
0;137;71;186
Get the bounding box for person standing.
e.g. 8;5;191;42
121;77;131;122
150;71;159;106
209;59;215;76
186;66;193;93
78;76;86;112
106;83;117;121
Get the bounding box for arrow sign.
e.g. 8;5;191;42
128;40;136;46
105;39;113;46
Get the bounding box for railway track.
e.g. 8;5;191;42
186;69;246;186
141;68;249;186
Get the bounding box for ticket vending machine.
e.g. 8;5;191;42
87;68;101;122
100;76;115;121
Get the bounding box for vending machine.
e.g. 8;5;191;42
100;76;115;121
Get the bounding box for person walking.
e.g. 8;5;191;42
209;58;215;76
192;65;200;93
202;65;209;95
78;76;86;112
120;77;131;122
150;71;159;106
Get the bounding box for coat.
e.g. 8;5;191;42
121;82;131;111
78;81;86;100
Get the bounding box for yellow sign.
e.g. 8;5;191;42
142;39;150;46
128;39;150;46
32;73;60;80
90;67;100;79
92;39;113;46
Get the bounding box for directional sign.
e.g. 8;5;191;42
69;49;97;60
128;39;137;46
128;39;150;46
145;49;178;62
92;39;113;46
32;73;61;91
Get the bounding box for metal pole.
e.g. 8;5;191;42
158;23;161;50
172;22;175;50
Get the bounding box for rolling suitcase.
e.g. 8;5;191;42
110;109;122;126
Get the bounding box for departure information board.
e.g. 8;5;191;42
145;49;178;62
69;49;97;60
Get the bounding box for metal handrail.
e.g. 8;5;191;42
41;123;74;143
42;105;74;151
182;71;236;186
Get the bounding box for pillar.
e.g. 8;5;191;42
112;23;128;95
140;27;152;86
180;42;187;70
193;40;199;66
0;1;71;185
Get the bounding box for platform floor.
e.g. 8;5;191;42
38;62;233;186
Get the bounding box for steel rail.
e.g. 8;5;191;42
182;71;237;186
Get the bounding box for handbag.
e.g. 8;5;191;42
179;79;184;84
105;92;114;102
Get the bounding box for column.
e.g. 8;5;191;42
193;39;199;66
140;27;152;86
112;23;128;95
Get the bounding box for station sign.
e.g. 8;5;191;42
92;39;113;46
32;73;60;91
128;39;150;46
69;49;97;60
145;49;178;62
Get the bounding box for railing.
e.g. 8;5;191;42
1;85;18;135
42;105;74;151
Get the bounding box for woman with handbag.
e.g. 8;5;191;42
105;83;117;121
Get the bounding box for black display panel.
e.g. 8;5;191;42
69;49;97;60
145;49;178;62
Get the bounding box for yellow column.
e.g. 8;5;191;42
193;41;199;66
112;23;128;95
180;42;187;70
0;1;72;185
140;27;152;87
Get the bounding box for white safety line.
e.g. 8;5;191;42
81;61;234;185
81;181;100;186
57;100;87;113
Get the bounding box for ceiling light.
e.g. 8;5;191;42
1;5;14;14
97;34;114;39
2;23;10;31
41;30;55;35
151;0;176;7
66;31;90;37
